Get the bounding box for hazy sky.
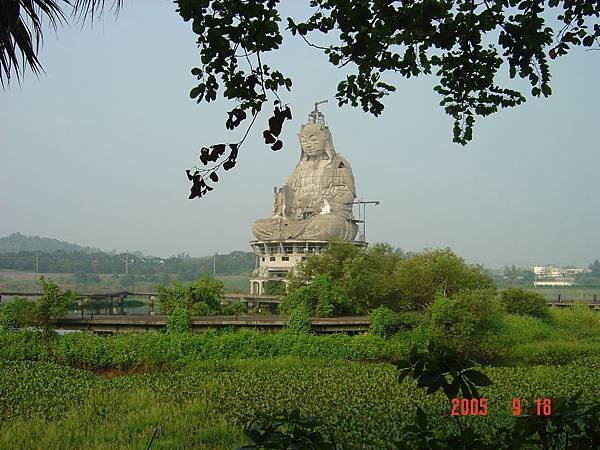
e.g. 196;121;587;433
1;1;599;268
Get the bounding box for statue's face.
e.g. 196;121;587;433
300;130;326;157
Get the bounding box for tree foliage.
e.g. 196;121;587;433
221;301;247;316
285;304;311;334
0;249;255;279
0;297;36;330
34;277;76;333
0;1;123;86
263;280;287;296
238;409;336;450
501;287;550;319
291;242;495;313
157;275;224;315
290;241;407;313
175;0;600;196
428;288;504;357
369;306;404;338
281;274;352;317
589;259;600;276
3;1;598;197
0;279;74;333
167;306;192;333
394;248;496;309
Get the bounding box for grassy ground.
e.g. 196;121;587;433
0;301;599;448
0;356;599;450
216;275;250;294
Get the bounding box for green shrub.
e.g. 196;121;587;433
190;301;211;316
429;289;504;358
0;297;36;330
281;274;352;317
158;275;224;315
395;248;496;310
489;310;600;365
369;306;402;338
496;314;553;345
501;287;549;319
167;307;192;333
263;280;287;296
550;302;600;338
222;302;247;316
288;244;497;314
35;278;77;334
289;242;407;314
286;305;311;335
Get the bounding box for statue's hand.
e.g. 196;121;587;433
320;198;332;215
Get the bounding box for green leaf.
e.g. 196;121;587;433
541;84;552;97
462;370;492;387
415;406;428;429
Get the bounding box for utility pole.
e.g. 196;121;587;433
213;254;216;277
346;200;380;242
35;252;39;273
125;253;129;274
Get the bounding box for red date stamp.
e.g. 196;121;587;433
512;397;552;416
449;397;553;417
450;398;488;416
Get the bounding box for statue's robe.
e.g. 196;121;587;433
252;153;358;241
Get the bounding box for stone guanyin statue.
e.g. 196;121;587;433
252;103;358;241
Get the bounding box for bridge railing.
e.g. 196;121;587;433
0;291;282;317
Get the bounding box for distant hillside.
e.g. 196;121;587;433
0;249;255;277
0;233;102;254
0;233;255;278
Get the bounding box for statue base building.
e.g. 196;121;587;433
249;102;368;295
249;239;367;294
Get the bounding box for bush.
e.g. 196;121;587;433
263;280;287;296
501;287;549;319
369;306;402;338
429;289;504;358
488;309;600;365
158;275;224;315
222;302;247;316
550;302;600;338
288;244;497;314
286;305;311;335
35;278;76;333
281;275;352;317
190;301;211;316
167;307;192;333
290;242;406;314
0;297;36;330
395;248;496;311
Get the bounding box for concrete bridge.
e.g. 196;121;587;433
0;291;281;315
52;315;370;334
546;300;600;311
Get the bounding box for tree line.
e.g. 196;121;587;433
0;250;255;279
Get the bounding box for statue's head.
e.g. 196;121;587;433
298;123;336;160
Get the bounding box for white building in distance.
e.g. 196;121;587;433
533;266;590;286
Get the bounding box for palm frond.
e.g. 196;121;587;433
0;0;122;87
71;0;122;24
0;0;66;86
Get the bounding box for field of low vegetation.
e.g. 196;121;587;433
1;243;599;448
1;355;599;449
